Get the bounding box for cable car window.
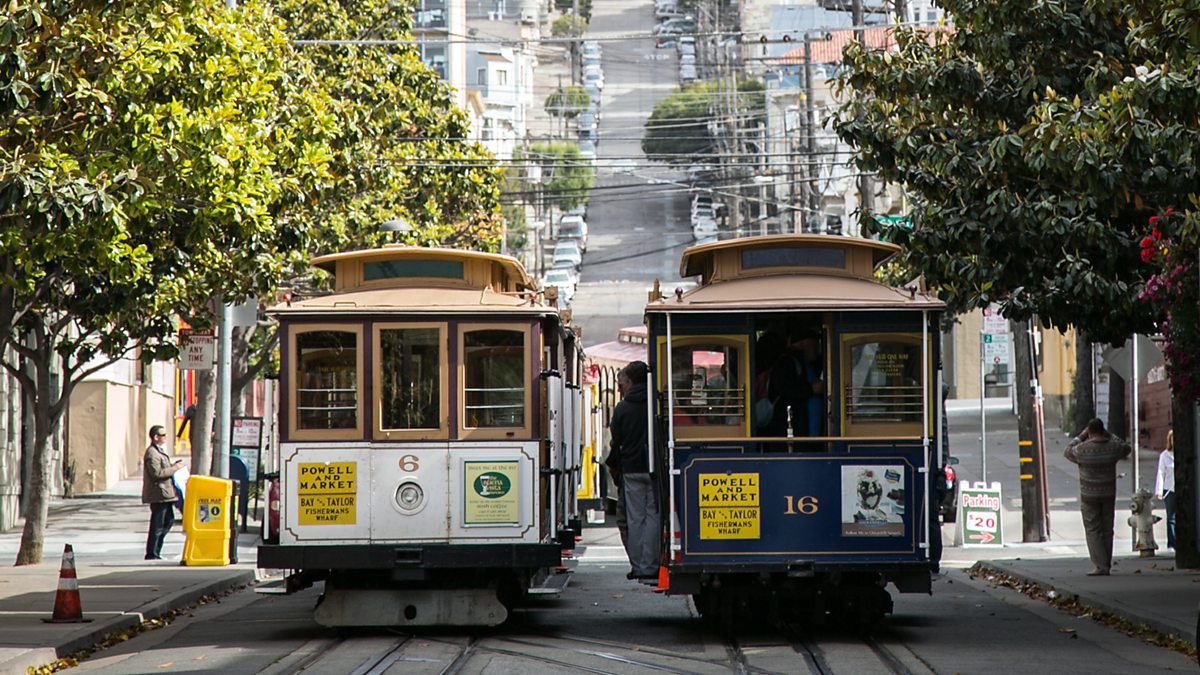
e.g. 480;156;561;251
295;330;358;430
364;259;464;281
845;340;922;424
667;343;743;427
379;327;441;430
741;246;844;270
464;329;526;428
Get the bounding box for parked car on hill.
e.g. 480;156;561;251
552;240;583;272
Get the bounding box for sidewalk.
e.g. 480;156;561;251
0;480;260;675
975;554;1200;649
938;404;1198;655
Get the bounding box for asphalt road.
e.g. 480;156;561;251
67;559;1194;674
568;0;695;346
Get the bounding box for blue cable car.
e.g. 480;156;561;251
643;234;946;626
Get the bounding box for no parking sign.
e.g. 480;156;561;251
960;481;1003;547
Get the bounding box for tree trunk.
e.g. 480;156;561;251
14;347;57;566
1073;339;1094;431
191;367;215;477
14;443;49;565
1173;398;1199;568
1107;370;1127;439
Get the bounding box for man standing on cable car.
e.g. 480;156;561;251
605;361;660;580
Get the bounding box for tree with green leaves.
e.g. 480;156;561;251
1;0;333;564
833;0;1200;565
545;86;591;120
192;1;506;473
550;15;587;39
643;79;764;164
519;143;592;214
553;0;592;21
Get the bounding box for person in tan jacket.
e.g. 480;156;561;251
1064;418;1132;576
142;425;183;560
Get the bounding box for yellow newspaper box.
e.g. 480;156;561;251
182;476;233;566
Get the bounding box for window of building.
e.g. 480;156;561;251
461;327;529;435
497;69;508;86
377;326;443;433
293;328;361;437
477;68;487;86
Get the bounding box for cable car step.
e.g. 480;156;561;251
528;568;574;595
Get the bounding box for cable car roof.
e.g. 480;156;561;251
650;234;943;313
271;286;557;316
310;244;533;293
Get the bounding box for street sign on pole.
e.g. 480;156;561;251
960;481;1004;547
178;329;214;371
981;307;1008;335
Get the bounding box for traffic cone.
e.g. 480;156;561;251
43;544;91;623
651;565;669;594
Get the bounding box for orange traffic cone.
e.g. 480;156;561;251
43;544;91;623
651;565;669;594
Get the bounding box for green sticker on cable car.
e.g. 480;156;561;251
464;461;519;525
474;472;511;498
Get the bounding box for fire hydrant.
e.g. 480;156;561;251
1128;489;1162;557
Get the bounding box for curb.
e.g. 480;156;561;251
0;570;255;675
978;560;1197;646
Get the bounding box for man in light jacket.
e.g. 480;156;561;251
1064;418;1132;576
142;425;183;560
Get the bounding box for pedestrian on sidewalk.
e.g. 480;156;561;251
1154;429;1176;549
604;361;660;581
142;425;184;561
1064;418;1132;576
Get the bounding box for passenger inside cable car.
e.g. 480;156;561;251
762;323;826;440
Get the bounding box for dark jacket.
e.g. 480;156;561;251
142;444;178;505
606;383;650;474
1064;433;1131;499
765;352;813;437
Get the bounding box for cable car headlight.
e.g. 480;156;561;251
395;481;426;514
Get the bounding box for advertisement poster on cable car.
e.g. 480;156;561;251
840;465;905;537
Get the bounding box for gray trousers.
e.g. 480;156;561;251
622;473;661;576
1080;495;1116;572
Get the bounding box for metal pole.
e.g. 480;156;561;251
921;310;930;551
803;36;818;221
1131;335;1140;548
980;325;987;483
214;300;232;478
664;314;678;557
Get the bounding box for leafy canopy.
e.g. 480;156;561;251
643;79;764;165
833;2;1161;344
519;142;593;213
545;86;591;119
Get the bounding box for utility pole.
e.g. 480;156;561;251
1013;319;1047;542
802;35;818;231
213;0;238;479
852;0;873;218
556;74;565;139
